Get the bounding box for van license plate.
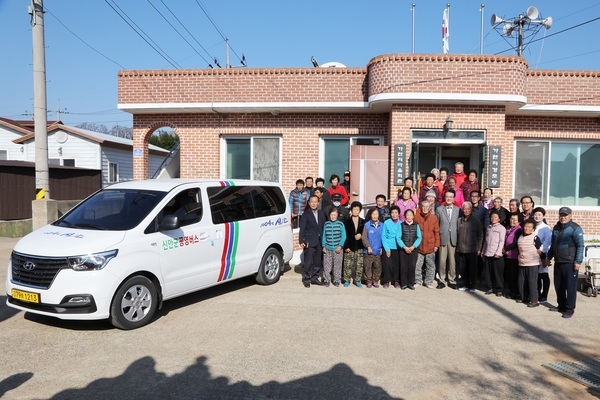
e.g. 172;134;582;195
11;289;40;303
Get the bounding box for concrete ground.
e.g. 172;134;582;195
1;236;599;399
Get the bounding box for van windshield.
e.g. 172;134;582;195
53;189;167;231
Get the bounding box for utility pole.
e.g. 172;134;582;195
30;0;50;200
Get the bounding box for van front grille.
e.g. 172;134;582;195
11;251;67;289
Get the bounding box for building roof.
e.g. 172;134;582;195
11;123;169;155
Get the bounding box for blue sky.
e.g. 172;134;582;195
1;0;599;128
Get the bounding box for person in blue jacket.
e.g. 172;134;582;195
547;207;584;318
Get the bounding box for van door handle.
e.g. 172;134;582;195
198;233;210;241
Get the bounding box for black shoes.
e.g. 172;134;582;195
485;289;494;295
436;282;446;289
303;282;310;288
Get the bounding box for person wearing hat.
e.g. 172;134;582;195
324;193;349;222
547;207;585;318
425;189;440;213
341;171;351;197
419;173;442;205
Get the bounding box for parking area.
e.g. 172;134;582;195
1;236;599;399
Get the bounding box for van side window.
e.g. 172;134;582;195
160;188;203;227
207;186;286;224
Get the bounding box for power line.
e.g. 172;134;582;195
194;0;245;65
44;5;126;69
494;15;600;55
155;0;215;67
104;0;182;68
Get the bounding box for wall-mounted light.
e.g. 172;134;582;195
271;110;280;116
58;147;63;156
443;116;453;139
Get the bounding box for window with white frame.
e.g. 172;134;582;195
515;141;600;206
223;137;281;182
0;150;7;160
321;136;384;181
109;162;119;183
63;159;75;167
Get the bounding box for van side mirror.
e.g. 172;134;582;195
159;214;180;231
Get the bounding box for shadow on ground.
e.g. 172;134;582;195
27;356;401;400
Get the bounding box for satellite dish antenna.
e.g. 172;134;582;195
541;16;552;29
503;24;514;36
526;6;539;20
490;14;504;26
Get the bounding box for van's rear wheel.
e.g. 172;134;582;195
110;276;157;330
255;248;282;285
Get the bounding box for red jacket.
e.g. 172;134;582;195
414;209;440;254
328;184;349;206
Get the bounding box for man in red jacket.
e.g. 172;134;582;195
414;201;440;288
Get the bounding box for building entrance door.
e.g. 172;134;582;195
411;143;479;181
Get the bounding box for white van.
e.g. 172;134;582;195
6;179;293;329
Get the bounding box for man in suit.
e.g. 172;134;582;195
299;195;326;288
435;189;460;289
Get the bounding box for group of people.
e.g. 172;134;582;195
293;162;585;319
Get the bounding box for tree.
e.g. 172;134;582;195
149;129;179;150
75;122;109;134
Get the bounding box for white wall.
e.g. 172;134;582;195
0;125;27;161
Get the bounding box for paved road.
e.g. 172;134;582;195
1;236;599;399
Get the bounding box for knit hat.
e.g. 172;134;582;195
425;190;436;198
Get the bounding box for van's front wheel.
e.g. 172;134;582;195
110;276;157;330
255;248;282;285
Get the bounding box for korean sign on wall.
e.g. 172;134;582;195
488;146;501;188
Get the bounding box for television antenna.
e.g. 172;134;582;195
490;6;552;56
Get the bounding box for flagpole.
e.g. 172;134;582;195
480;4;485;54
411;3;416;54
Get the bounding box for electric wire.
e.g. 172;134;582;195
158;0;215;66
494;15;600;55
194;0;245;65
104;0;182;68
44;5;126;69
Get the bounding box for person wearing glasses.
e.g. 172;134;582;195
520;195;535;220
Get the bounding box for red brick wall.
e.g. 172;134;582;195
367;54;528;97
526;70;600;106
133;113;388;188
119;68;368;104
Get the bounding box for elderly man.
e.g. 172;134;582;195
436;189;460;289
451;162;467;188
414;200;440;288
457;202;483;292
547;207;585;319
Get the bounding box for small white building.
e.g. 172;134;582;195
0;118;172;186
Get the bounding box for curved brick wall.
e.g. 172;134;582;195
366;54;528;98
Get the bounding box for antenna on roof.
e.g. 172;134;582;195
311;56;319;67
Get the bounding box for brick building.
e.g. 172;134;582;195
117;54;600;236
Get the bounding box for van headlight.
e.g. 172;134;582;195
67;250;118;271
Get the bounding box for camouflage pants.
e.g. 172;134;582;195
343;250;364;283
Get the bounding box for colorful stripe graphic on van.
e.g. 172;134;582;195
219;180;235;187
218;221;239;281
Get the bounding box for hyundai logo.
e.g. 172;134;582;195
23;261;36;271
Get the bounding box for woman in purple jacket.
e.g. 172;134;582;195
503;214;522;299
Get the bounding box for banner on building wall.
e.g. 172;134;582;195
488;146;501;188
393;144;406;186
